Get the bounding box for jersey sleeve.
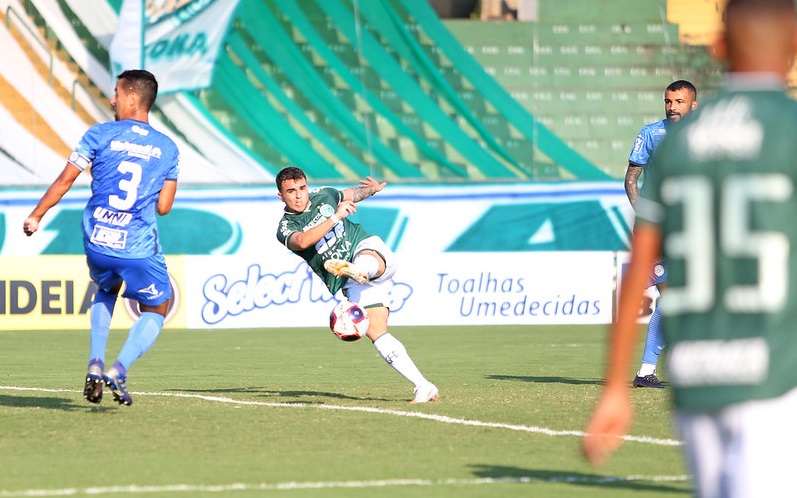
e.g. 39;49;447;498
276;215;300;248
68;125;103;171
634;136;668;226
315;186;344;205
628;126;654;167
164;141;180;181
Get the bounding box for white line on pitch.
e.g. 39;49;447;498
0;385;682;446
0;475;689;497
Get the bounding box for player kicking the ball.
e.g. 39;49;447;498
276;166;439;403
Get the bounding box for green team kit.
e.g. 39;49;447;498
636;80;797;411
277;186;369;294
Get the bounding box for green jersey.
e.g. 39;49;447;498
637;77;797;412
276;186;370;294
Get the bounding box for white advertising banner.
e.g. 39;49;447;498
184;252;617;329
110;0;241;93
615;251;660;324
3;183;630;328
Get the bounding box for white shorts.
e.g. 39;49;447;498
676;386;797;498
342;236;397;309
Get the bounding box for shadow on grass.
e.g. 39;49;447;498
469;464;690;494
170;386;393;403
486;374;603;386
0;393;106;412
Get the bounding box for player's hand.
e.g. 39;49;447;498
360;176;386;194
335;200;357;220
581;386;633;466
23;217;39;237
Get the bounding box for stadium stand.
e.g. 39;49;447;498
0;0;728;185
450;0;724;176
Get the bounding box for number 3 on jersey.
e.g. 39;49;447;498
662;173;792;315
108;160;142;211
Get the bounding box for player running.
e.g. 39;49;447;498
24;69;179;406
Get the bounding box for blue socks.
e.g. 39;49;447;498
88;289;165;379
116;312;165;371
642;303;665;366
89;290;117;365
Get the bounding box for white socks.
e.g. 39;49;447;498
638;363;657;377
353;254;380;280
373;333;428;388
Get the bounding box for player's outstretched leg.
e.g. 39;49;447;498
324;259;369;284
411;382;440;404
83;358;104;404
373;332;439;403
102;311;166;406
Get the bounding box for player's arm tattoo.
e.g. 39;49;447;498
348;185;376;203
624;165;643;207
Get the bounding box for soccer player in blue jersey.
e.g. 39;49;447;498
584;0;797;495
624;79;697;388
23;70;179;406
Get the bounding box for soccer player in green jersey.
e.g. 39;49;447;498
276;167;439;403
583;0;797;495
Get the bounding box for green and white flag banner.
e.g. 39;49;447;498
109;0;241;93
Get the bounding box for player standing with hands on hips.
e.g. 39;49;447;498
583;1;797;496
23;69;179;406
276;167;439;403
625;79;697;388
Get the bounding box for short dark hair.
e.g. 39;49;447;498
276;166;306;191
666;80;697;100
725;0;795;19
117;69;158;110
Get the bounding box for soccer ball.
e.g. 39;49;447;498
329;301;370;341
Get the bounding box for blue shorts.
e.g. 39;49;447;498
649;259;667;287
86;249;171;305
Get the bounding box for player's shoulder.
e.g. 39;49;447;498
85;120;123;138
139;123;178;149
638;119;667;135
310;185;341;200
312;185;338;193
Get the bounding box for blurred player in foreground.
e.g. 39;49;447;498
583;0;797;496
276;167;439;403
625;80;698;388
23;70;179;406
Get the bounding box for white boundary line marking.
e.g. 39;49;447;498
0;385;682;446
0;475;689;497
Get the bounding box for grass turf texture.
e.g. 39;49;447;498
0;325;689;497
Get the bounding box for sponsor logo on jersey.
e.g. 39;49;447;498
110;140;163;161
669;337;769;386
93;207;132;227
90;226;128;249
632;136;645;153
687;96;763;161
131;125;149;136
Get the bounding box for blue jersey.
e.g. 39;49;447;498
69;120;179;258
628;119;667;193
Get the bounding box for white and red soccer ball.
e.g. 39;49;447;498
329;301;370;341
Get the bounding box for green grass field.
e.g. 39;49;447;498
0;325;690;497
